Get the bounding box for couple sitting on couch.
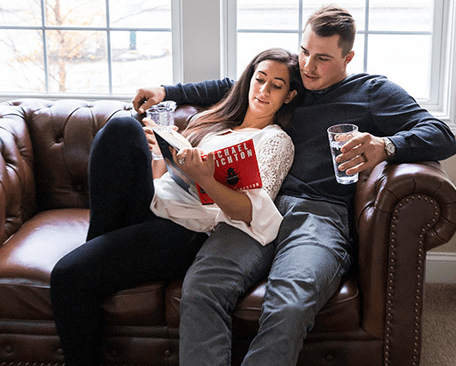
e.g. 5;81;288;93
50;5;456;366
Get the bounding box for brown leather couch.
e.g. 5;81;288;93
0;98;455;366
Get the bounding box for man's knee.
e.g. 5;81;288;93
181;263;243;315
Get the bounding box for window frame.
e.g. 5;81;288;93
0;0;182;101
221;0;456;132
1;0;456;134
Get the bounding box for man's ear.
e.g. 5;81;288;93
285;90;298;104
345;51;355;65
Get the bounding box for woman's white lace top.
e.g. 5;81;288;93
151;124;294;245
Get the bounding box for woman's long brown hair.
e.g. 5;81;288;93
182;48;302;146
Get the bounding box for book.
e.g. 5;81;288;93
153;128;263;205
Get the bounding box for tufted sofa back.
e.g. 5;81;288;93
0;99;136;243
0;99;202;245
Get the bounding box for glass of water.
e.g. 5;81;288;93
146;101;177;133
327;124;359;185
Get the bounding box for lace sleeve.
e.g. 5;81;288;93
256;131;294;200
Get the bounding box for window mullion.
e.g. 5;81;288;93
106;0;113;94
171;0;183;83
363;0;370;73
427;0;444;107
221;0;237;79
41;0;49;93
298;0;303;51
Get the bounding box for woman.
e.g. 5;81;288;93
50;48;301;366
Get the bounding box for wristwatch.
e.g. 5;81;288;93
383;137;396;161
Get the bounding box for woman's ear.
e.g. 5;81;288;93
285;90;298;104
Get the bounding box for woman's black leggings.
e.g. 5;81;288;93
50;116;207;366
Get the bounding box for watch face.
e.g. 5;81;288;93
384;138;396;159
384;138;395;158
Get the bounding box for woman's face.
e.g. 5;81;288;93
248;60;296;122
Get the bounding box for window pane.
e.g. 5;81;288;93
45;0;106;27
367;34;431;99
301;1;366;31
347;34;365;75
0;0;174;95
47;30;108;93
111;31;172;94
237;0;299;30
109;0;171;29
369;0;434;32
0;0;41;26
237;33;299;78
0;29;45;93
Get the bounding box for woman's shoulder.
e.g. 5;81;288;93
254;124;293;147
263;124;292;139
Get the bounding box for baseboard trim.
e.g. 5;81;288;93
425;252;456;283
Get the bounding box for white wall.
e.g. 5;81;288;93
176;0;221;83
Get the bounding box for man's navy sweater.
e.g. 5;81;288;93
165;73;456;210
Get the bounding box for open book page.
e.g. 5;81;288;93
154;129;262;205
154;129;200;200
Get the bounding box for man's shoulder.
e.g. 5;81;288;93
341;73;407;97
344;73;387;86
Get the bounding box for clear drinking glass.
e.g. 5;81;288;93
327;123;359;185
146;101;177;132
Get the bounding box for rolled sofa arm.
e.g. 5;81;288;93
0;101;37;244
354;161;456;365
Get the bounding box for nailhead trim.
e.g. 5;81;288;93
0;364;150;366
383;195;439;366
0;364;64;366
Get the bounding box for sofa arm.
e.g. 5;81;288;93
0;102;37;245
354;161;456;365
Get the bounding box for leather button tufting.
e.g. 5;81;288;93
4;345;13;353
164;349;171;357
325;353;334;362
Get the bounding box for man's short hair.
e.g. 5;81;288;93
306;5;356;56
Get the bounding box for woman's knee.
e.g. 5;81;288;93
50;249;97;297
99;116;143;141
51;254;82;292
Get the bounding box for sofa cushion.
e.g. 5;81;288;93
0;209;166;326
0;206;360;334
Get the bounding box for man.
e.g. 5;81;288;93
133;6;456;366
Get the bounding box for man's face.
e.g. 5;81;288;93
299;26;354;91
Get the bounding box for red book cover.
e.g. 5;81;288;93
196;139;263;205
154;130;262;205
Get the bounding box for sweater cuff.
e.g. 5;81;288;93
163;85;184;104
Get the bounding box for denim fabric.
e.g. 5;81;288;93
179;195;354;366
179;222;276;366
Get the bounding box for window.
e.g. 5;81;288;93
0;0;175;98
232;0;442;104
1;0;455;132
